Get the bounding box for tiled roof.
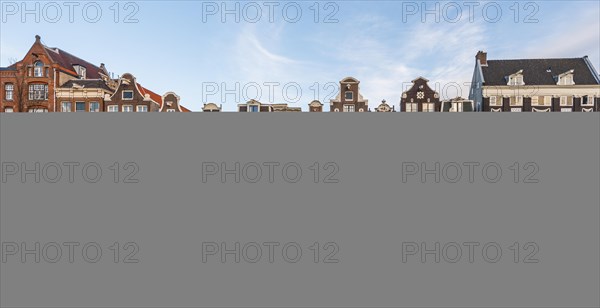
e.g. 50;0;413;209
44;46;105;79
482;57;600;86
136;83;162;105
59;79;112;91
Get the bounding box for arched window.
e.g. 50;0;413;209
34;61;44;77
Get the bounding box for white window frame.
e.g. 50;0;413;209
33;61;44;77
543;96;552;106
561;108;572;112
89;102;100;112
560;96;568;106
28;84;48;100
122;90;134;100
167;109;176;112
516;96;523;106
343;104;355;112
510;108;522;112
4;107;14;113
107;105;119;112
344;91;353;101
248;104;260;112
489;96;498;106
136;105;148;112
581;95;593;106
122;105;133;112
405;103;418;112
61;102;72;112
4;83;13;100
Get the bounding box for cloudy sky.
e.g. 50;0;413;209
1;0;599;111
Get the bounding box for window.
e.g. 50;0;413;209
422;103;435;112
122;105;133;112
560;96;568;106
582;95;593;106
333;108;340;112
343;104;355;112
122;90;134;100
543;96;552;106
33;61;44;77
509;75;524;86
75;102;86;112
345;91;353;101
137;105;148;112
61;102;72;112
405;103;418;112
249;105;259;112
89;102;100;112
4;107;13;113
559;74;574;85
4;83;13;100
511;108;522;112
167;109;176;112
28;108;48;113
531;96;539;105
107;105;119;112
489;96;498;106
449;102;463;112
28;84;48;100
561;108;572;112
73;65;86;79
516;96;523;105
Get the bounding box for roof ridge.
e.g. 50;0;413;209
488;57;585;62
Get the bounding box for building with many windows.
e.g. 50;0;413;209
1;35;190;112
400;77;441;112
469;51;600;112
329;77;369;112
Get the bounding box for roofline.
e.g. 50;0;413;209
486;57;588;62
582;56;600;84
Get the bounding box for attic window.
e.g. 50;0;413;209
507;70;524;86
33;61;44;77
73;65;87;79
557;70;575;85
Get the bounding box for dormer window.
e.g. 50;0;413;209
33;61;44;77
73;65;86;79
557;70;575;85
507;70;524;86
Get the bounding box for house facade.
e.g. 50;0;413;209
400;77;441;112
469;51;600;112
441;97;475;112
330;77;369;112
1;35;190;112
238;100;301;112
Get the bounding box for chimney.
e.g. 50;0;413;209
476;51;488;66
35;35;41;43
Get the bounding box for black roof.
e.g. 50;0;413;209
482;57;600;86
59;79;112;91
0;67;16;71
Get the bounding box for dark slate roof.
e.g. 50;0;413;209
44;46;105;78
59;79;112;91
0;67;16;71
482;57;600;86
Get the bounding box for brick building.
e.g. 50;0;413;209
469;51;600;112
400;77;441;112
1;35;190;112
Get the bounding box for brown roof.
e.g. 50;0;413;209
44;46;105;78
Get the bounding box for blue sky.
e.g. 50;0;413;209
1;0;599;111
